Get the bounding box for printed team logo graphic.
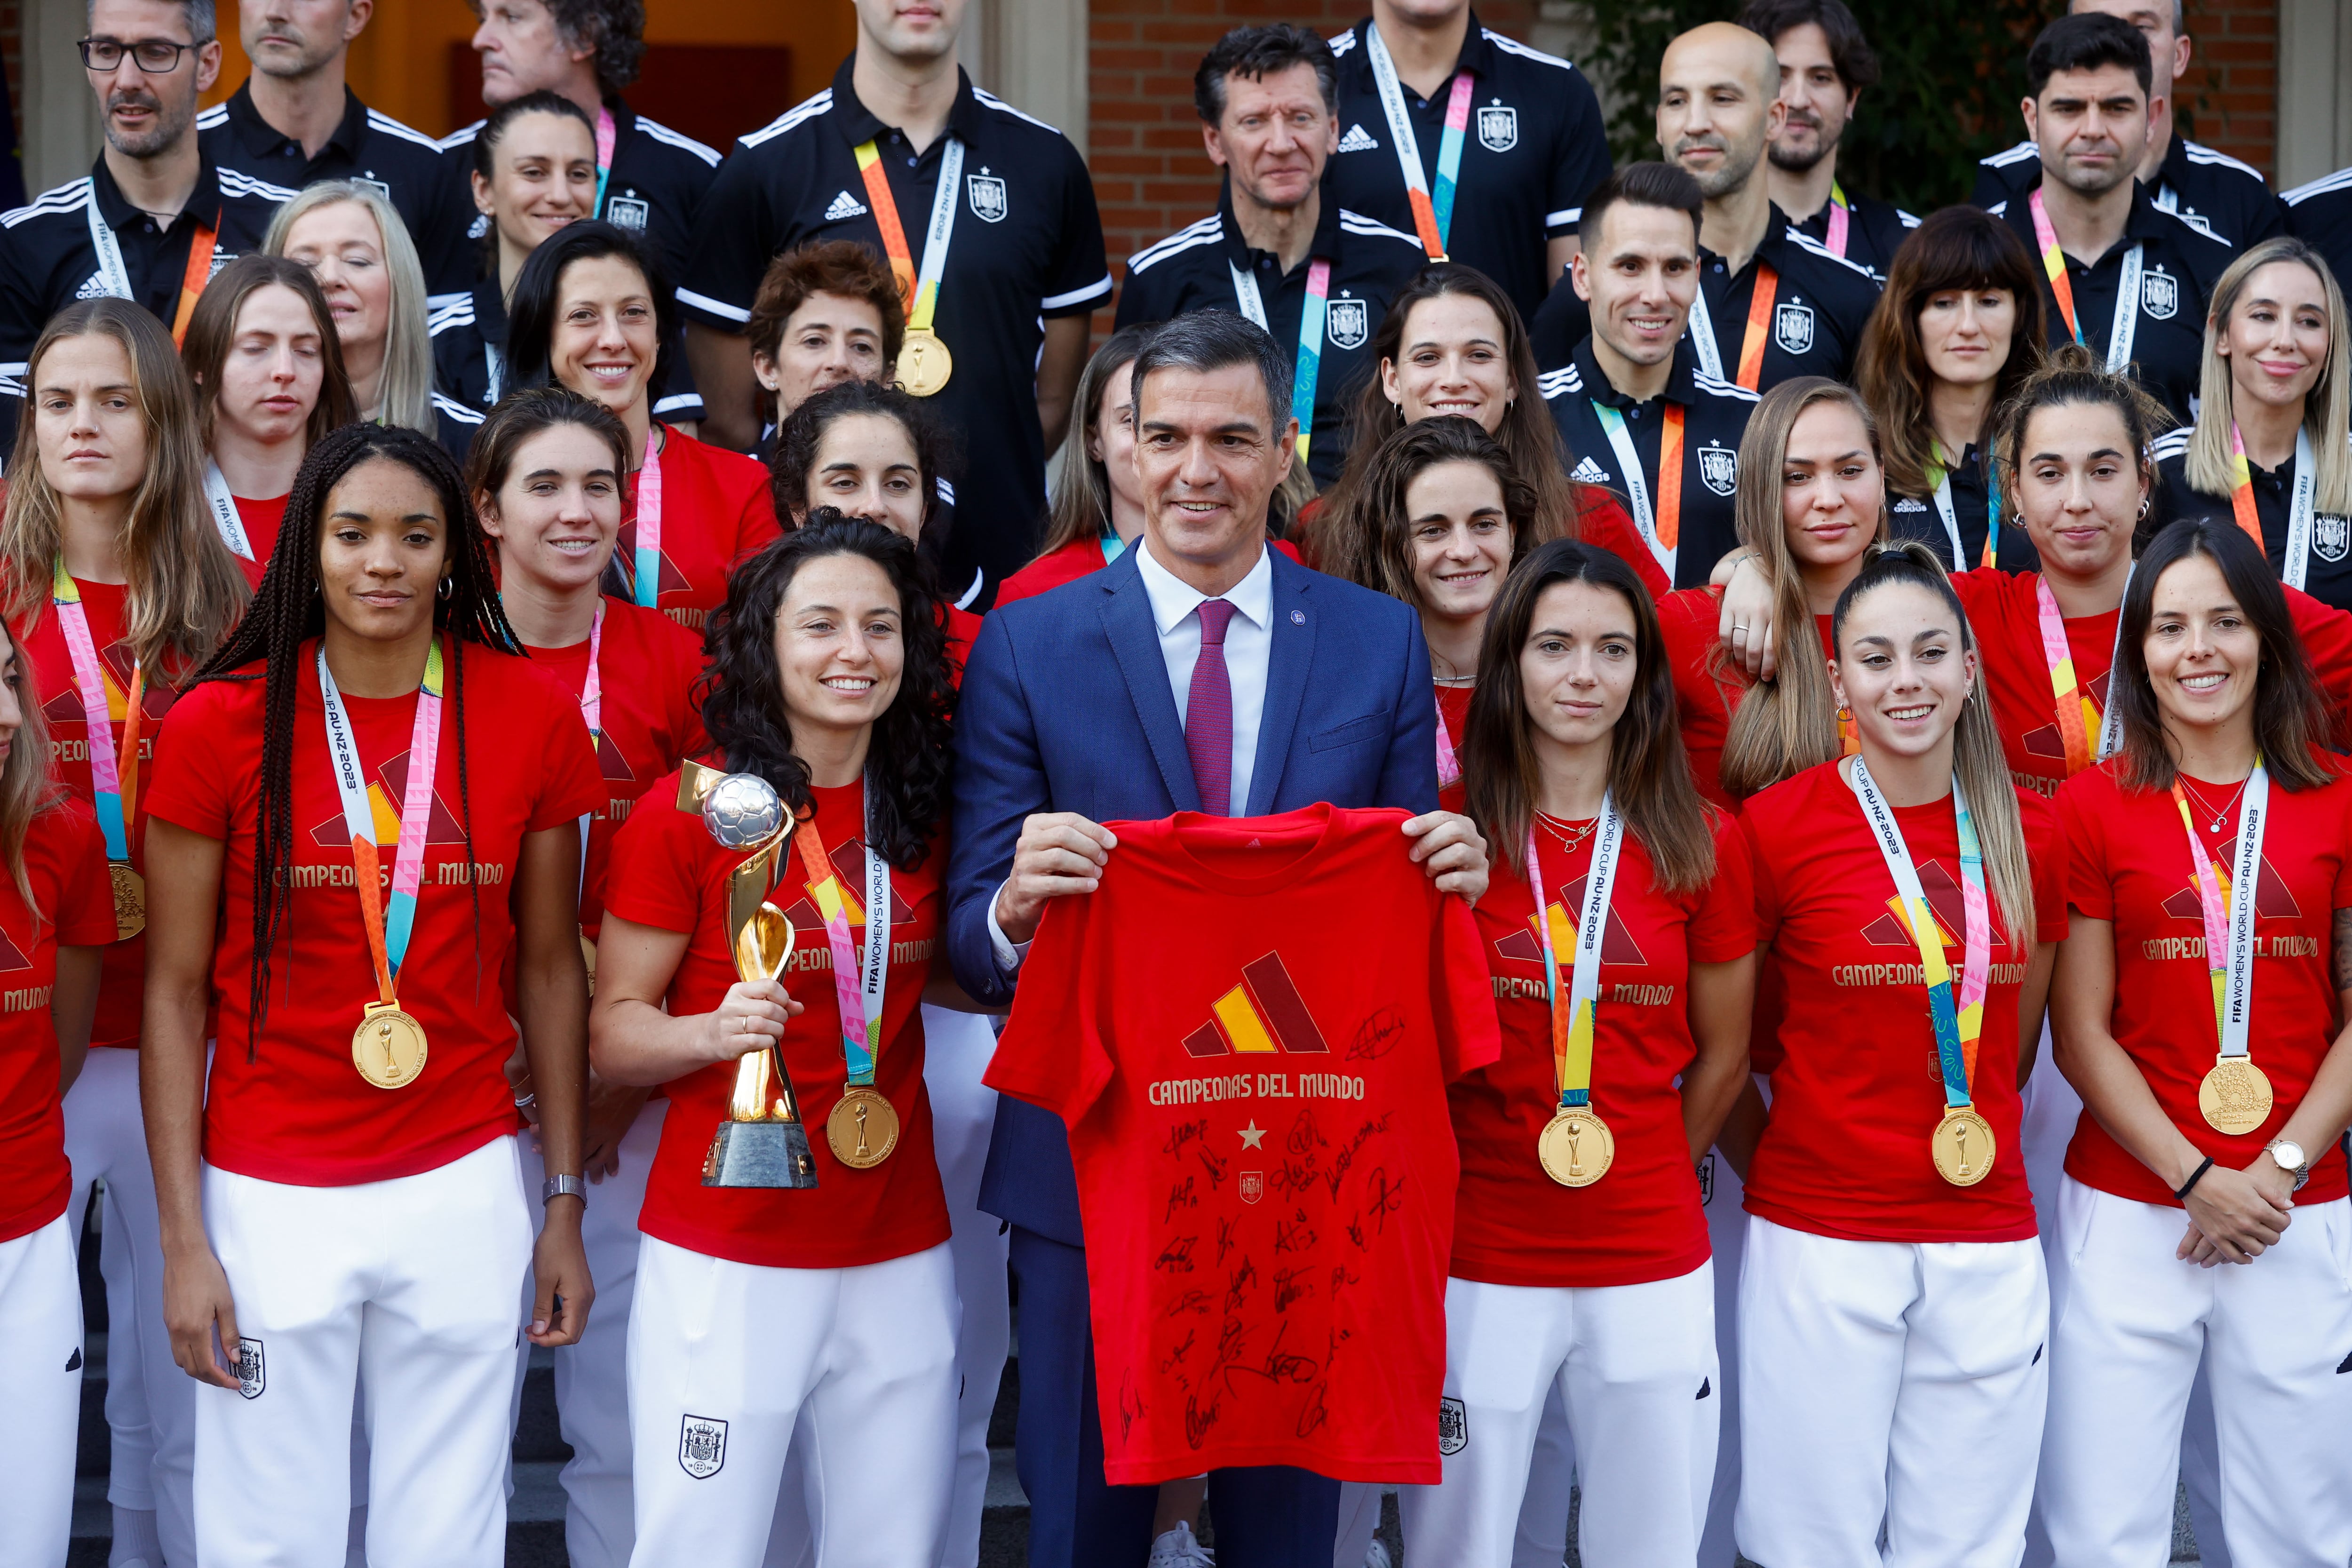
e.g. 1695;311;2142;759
1239;1171;1265;1205
1180;952;1331;1058
773;837;916;934
233;1337;264;1400
967;168;1009;223
1697;443;1739;498
2160;857;2300;923
1476;103;1518;151
2023;671;2112;761
307;748;469;848
1437;1397;1469;1455
1774;300;1816;356
1859;856;1971;949
596;731;636;784
678;1415;727;1479
605;195;650;231
1325;294;1370;352
2141;265;2180;321
2317;514;2352;564
1493;872;1645;969
0;917;33;975
43;638;175;729
611;518;691;602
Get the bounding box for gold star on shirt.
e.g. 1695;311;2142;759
1238;1121;1266;1149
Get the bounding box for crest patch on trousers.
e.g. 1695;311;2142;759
233;1337;265;1399
1438;1396;1469;1455
679;1415;728;1478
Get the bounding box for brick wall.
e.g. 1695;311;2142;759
2174;0;2277;180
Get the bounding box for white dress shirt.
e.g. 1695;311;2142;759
988;539;1277;972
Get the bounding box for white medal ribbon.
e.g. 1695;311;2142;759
2096;562;2133;763
914;138;966;316
1364;27;1436;238
2217;763;2269;1062
317;648;382;849
2282;426;2319;590
1685;285;1725;382
2107;243;2143;375
1592;405;1669;577
201;459;252;559
1229;261;1268;329
84;196;133;301
1564;796;1623;1041
1931;471;1965;573
858;793;891;1055
485;342;504;406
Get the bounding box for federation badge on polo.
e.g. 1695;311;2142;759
1326;294;1370;351
679;1415;728;1478
1698;442;1739;497
233;1337;265;1400
605;194;650;231
2141;265;2180;320
1477;103;1518;151
1437;1397;1469;1455
2317;513;2351;563
967;168;1008;223
355;177;391;201
1775;299;1816;356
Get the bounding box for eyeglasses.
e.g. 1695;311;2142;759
78;37;198;73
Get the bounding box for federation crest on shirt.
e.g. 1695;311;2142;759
1774;300;1816;356
679;1415;727;1478
2317;513;2352;564
967;169;1008;223
1476;103;1518;152
605;194;650;231
232;1337;265;1400
1326;295;1369;352
1438;1397;1469;1455
2140;265;2180;321
1698;443;1738;497
355;177;391;201
1240;1171;1265;1205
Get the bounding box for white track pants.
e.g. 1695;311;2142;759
0;1214;81;1568
192;1136;534;1568
1735;1215;2048;1568
921;1005;1010;1568
627;1235;959;1568
1402;1264;1718;1568
2040;1177;2352;1568
64;1047;195;1565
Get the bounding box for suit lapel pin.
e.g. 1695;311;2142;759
1290;610;1304;625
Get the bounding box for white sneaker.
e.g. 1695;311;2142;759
1148;1520;1216;1567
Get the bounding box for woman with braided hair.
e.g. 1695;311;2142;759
139;422;606;1567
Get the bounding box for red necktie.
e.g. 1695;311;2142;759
1186;598;1237;816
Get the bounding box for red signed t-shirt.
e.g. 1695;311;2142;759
143;641;604;1185
1740;760;2065;1242
2058;760;2352;1205
987;806;1500;1486
0;802;119;1242
618;425;780;631
609;775;952;1270
1453;809;1753;1288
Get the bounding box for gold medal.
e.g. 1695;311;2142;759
895;328;953;397
1931;1107;1996;1186
1537;1108;1613;1187
109;862;145;941
352;1000;427;1089
826;1086;899;1168
2198;1056;2273;1135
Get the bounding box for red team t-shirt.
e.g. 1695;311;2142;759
986;806;1501;1485
607;775;953;1270
227;493;292;587
1658;590;1835;810
0;802;119;1242
143;641;604;1186
1740;761;2066;1242
1434;681;1471;815
993;536;1123;605
14;579;186;1051
521;599;706;934
2058;760;2352;1206
618;426;780;630
1452;810;1754;1288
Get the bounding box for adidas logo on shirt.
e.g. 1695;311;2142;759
74;272;109;301
1893;497;1928;512
1337;124;1380;153
825;190;870;221
1570;456;1611;485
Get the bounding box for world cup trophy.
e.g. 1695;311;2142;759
689;766;820;1189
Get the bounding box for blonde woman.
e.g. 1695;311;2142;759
0;298;247;1568
2152;236;2352;613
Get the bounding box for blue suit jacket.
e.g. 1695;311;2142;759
948;545;1439;1245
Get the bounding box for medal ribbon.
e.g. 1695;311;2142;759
2230;424;2318;588
318;639;445;1002
1735;263;1778;392
593;106;617;219
2171;759;2267;1060
1593;401;1682;578
851;136;963;336
1927;440;2002;571
85;194;215;348
2034;570;2131;773
201;459;253;559
1825;183;1851;258
50;562;144;868
1229;257;1330;466
2028;190;2140;373
630;425;662;608
1526;797;1622;1113
1433;689;1461;789
575;604;604;892
1098;532;1127;566
1849;760;1990;1110
1363;24;1473;260
790;787;893;1087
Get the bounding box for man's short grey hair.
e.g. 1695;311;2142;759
88;0;215;43
1128;310;1293;434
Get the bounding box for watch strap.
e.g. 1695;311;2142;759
542;1174;588;1206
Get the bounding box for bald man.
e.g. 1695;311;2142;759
1529;20;1877;390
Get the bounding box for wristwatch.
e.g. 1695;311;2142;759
542;1174;588;1206
2265;1138;2311;1192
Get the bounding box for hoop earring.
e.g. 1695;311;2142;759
437;575;454;600
2137;497;2151;519
1836;704;1852;723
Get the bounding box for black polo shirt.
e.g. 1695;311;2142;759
1992;175;2231;426
1786;187;1918;283
1972;134;2284;250
1324;13;1611;322
2284;168;2352;304
1541;334;1758;589
1114;182;1423;487
441;95;720;289
429;276;706;427
681;57;1111;604
1886;446;2042;574
2154;425;2352;614
0;155;288;460
199;81;475;301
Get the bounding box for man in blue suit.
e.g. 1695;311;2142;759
946;310;1490;1568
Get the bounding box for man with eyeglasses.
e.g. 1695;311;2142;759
0;0;292;461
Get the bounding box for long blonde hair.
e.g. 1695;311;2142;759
1717;378;1889;798
2186;236;2352;517
263;181;436;435
0;621;63;921
0;301;250;679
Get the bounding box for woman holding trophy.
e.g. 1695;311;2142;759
591;512;962;1566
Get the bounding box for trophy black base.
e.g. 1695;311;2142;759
702;1120;821;1188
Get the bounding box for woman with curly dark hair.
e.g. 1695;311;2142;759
138;422;604;1566
589;514;962;1566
